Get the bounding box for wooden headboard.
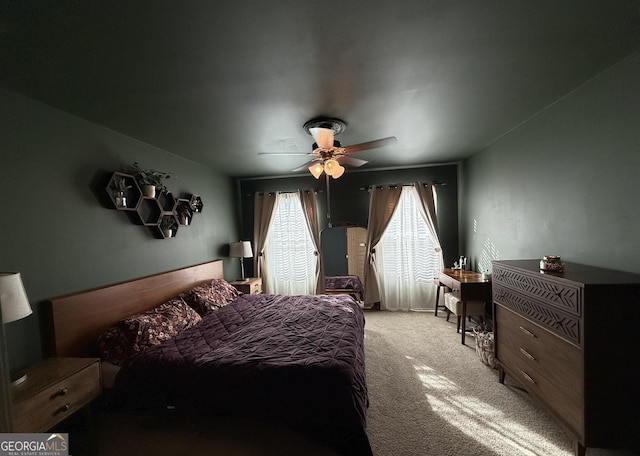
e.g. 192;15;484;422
47;260;224;357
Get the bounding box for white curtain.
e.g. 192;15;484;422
374;185;443;311
263;192;317;295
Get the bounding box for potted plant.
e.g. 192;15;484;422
160;215;178;238
111;175;131;208
177;204;192;226
131;162;171;198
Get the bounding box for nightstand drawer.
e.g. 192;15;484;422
249;280;262;294
12;358;101;432
231;277;262;295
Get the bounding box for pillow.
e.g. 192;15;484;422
180;278;240;316
97;297;202;367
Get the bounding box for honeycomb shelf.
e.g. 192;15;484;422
104;171;203;239
105;172;141;211
135;197;163;226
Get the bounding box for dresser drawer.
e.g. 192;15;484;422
496;305;584;434
493;283;582;345
12;360;101;432
493;263;582;316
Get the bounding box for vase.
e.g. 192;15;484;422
114;191;127;208
142;185;156;198
162;229;172;238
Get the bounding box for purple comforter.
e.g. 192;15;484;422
111;293;370;455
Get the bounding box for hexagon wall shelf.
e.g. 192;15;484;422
105;171;203;239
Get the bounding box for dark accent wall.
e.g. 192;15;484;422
461;52;640;274
0;89;240;371
238;164;459;276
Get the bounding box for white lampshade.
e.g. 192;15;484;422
230;241;253;258
309;162;324;179
331;164;345;178
0;272;33;324
324;158;340;176
309;127;334;150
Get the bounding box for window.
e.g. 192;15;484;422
375;186;442;311
263;192;316;295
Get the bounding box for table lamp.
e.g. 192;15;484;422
230;241;253;281
0;272;33;385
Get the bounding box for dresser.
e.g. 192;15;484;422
230;277;262;295
492;260;640;456
11;357;101;432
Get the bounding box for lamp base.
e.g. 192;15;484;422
10;371;27;386
237;278;250;282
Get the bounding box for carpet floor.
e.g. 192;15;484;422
64;309;639;455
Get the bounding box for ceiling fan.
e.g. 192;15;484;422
260;118;397;179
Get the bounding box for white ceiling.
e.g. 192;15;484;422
1;1;639;177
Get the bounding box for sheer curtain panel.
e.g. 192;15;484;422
370;184;444;311
263;192;317;295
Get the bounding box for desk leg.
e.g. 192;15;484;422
461;301;467;345
435;284;441;316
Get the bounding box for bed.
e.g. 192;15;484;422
47;260;371;455
324;275;364;302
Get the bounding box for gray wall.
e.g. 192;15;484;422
461;52;640;274
0;89;240;371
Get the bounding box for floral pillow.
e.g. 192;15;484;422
97;297;202;367
180;279;240;316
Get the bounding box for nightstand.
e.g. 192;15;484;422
11;357;101;432
230;277;262;295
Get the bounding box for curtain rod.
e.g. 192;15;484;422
359;182;446;191
246;189;321;197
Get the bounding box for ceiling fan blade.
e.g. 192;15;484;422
258;152;309;156
343;136;397;154
337;155;368;168
292;159;318;172
309;127;335;150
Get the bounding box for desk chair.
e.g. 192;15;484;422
443;292;485;334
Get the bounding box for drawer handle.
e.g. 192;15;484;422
519;326;536;338
520;371;536;384
58;387;69;396
57;403;71;414
519;348;536;361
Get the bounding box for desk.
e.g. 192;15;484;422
435;269;491;344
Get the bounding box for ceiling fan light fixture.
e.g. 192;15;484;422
309;162;324;179
331;165;345;178
309;127;335;150
324;158;340;176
